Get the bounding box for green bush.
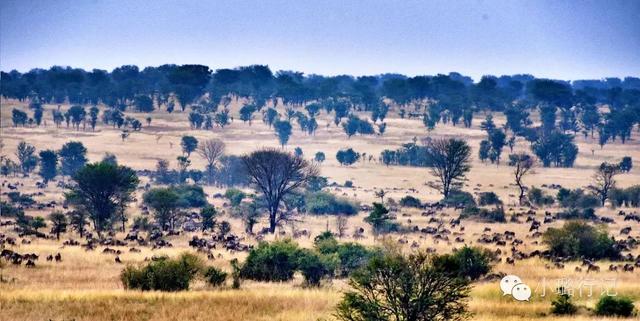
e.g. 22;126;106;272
399;195;422;207
314;233;380;277
460;206;506;222
442;190;476;207
240;239;301;282
595;296;635;317
433;246;493;280
224;188;246;207
121;253;204;291
173;185;208;208
305;191;359;215
528;187;555;206
556;188;599;209
551;293;577;315
543;221;620;260
203;266;228;287
609;185;640;207
556;208;597;220
478;192;502;206
306;176;328;192
296;249;336;286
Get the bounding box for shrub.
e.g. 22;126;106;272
173;185;207;208
224;188;246;207
460;206;506;222
344;180;353;188
203;266;228;287
556;188;599;209
305;191;359;215
399;195;422;207
551;293;577;315
240;239;301;282
528;187;555;206
314;233;380;277
335;251;471;321
594;296;635;317
556;208;597;220
306;176;328;192
609;185;640;207
478;192;502;206
296;249;336;286
121;253;204;291
0;201;23;217
619;156;632;172
543;221;620;260
336;148;359;166
433;246;493;280
365;203;399;234
442;190;476;207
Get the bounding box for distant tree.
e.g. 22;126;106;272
365;202;391;235
68;210;89;237
197;138;225;184
274;120;293;147
425;138;472;198
15;141;38;174
342;115;374;138
143;187;180;231
214;109;230;128
488;128;506;164
314;151;326;163
480;115;496;133
200;204;217;232
67;105;86;130
33;107;43;126
336;148;359;166
589;162;620;206
176;156;191;182
31;216;46;232
52;110;64;127
532;132;578;167
102;153;118;165
509;153;535;205
134;95;154;112
580;104;600;138
377;122;386;135
89;106;99;130
239;104;256;124
38;149;58;183
263;107;278;127
181;135;198;157
478;140;490;163
306;117;318;135
294;147;303;157
242;149;318;233
619;156;632;173
48;211;68;240
11;109;28;127
65;162;139;233
59;141;88;176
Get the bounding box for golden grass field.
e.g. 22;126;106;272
1;98;639;320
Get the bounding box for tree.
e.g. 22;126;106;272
197;138;225;184
488;129;506;164
68;210;89;237
134;95;154;112
38;150;58;183
65;162;139;233
15;141;37;174
509;153;535;205
33;107;43;126
335;251;471;321
274;120;292;147
589;162;620;206
314;151;326;163
67;105;86;130
365;202;391;235
478;140;490;163
48;211;67;240
31;216;46;232
143;187;180;231
59;141;88;176
242;149;318;233
200;205;217;232
619;156;632;172
336;148;359;166
425;138;472;198
263;107;278;127
214;109;230;128
181;135;198;157
239;104;256;124
532;132;578;168
89;106;99;130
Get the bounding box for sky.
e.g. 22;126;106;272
1;0;639;81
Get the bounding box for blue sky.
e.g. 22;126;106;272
1;0;639;81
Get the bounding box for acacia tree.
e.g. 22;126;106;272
181;135;198;157
15;141;37;174
335;251;471;321
65;162;139;234
197;138;225;184
509;153;535;205
425;138;472;198
38;150;58;183
48;211;67;240
589;162;620;206
242;149;318;233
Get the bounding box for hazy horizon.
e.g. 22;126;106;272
2;0;639;81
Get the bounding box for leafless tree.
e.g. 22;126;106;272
197;138;225;183
510;153;535;206
424;138;472;198
589;162;620;206
336;215;348;238
242;148;318;233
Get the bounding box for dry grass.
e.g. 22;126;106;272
1;98;639;320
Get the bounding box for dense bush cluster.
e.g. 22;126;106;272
121;253;205;291
305;192;359;215
543;221;619;260
460;206;506;222
594;296;635;317
609;185;640;207
380;141;433;167
527;187;555;206
432;246;493;280
556;188;600;209
399;195;422;207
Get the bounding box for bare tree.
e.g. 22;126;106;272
510;153;535;206
197;138;225;184
589;162;620;206
336;215;348;238
424;138;472;198
242;148;318;233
